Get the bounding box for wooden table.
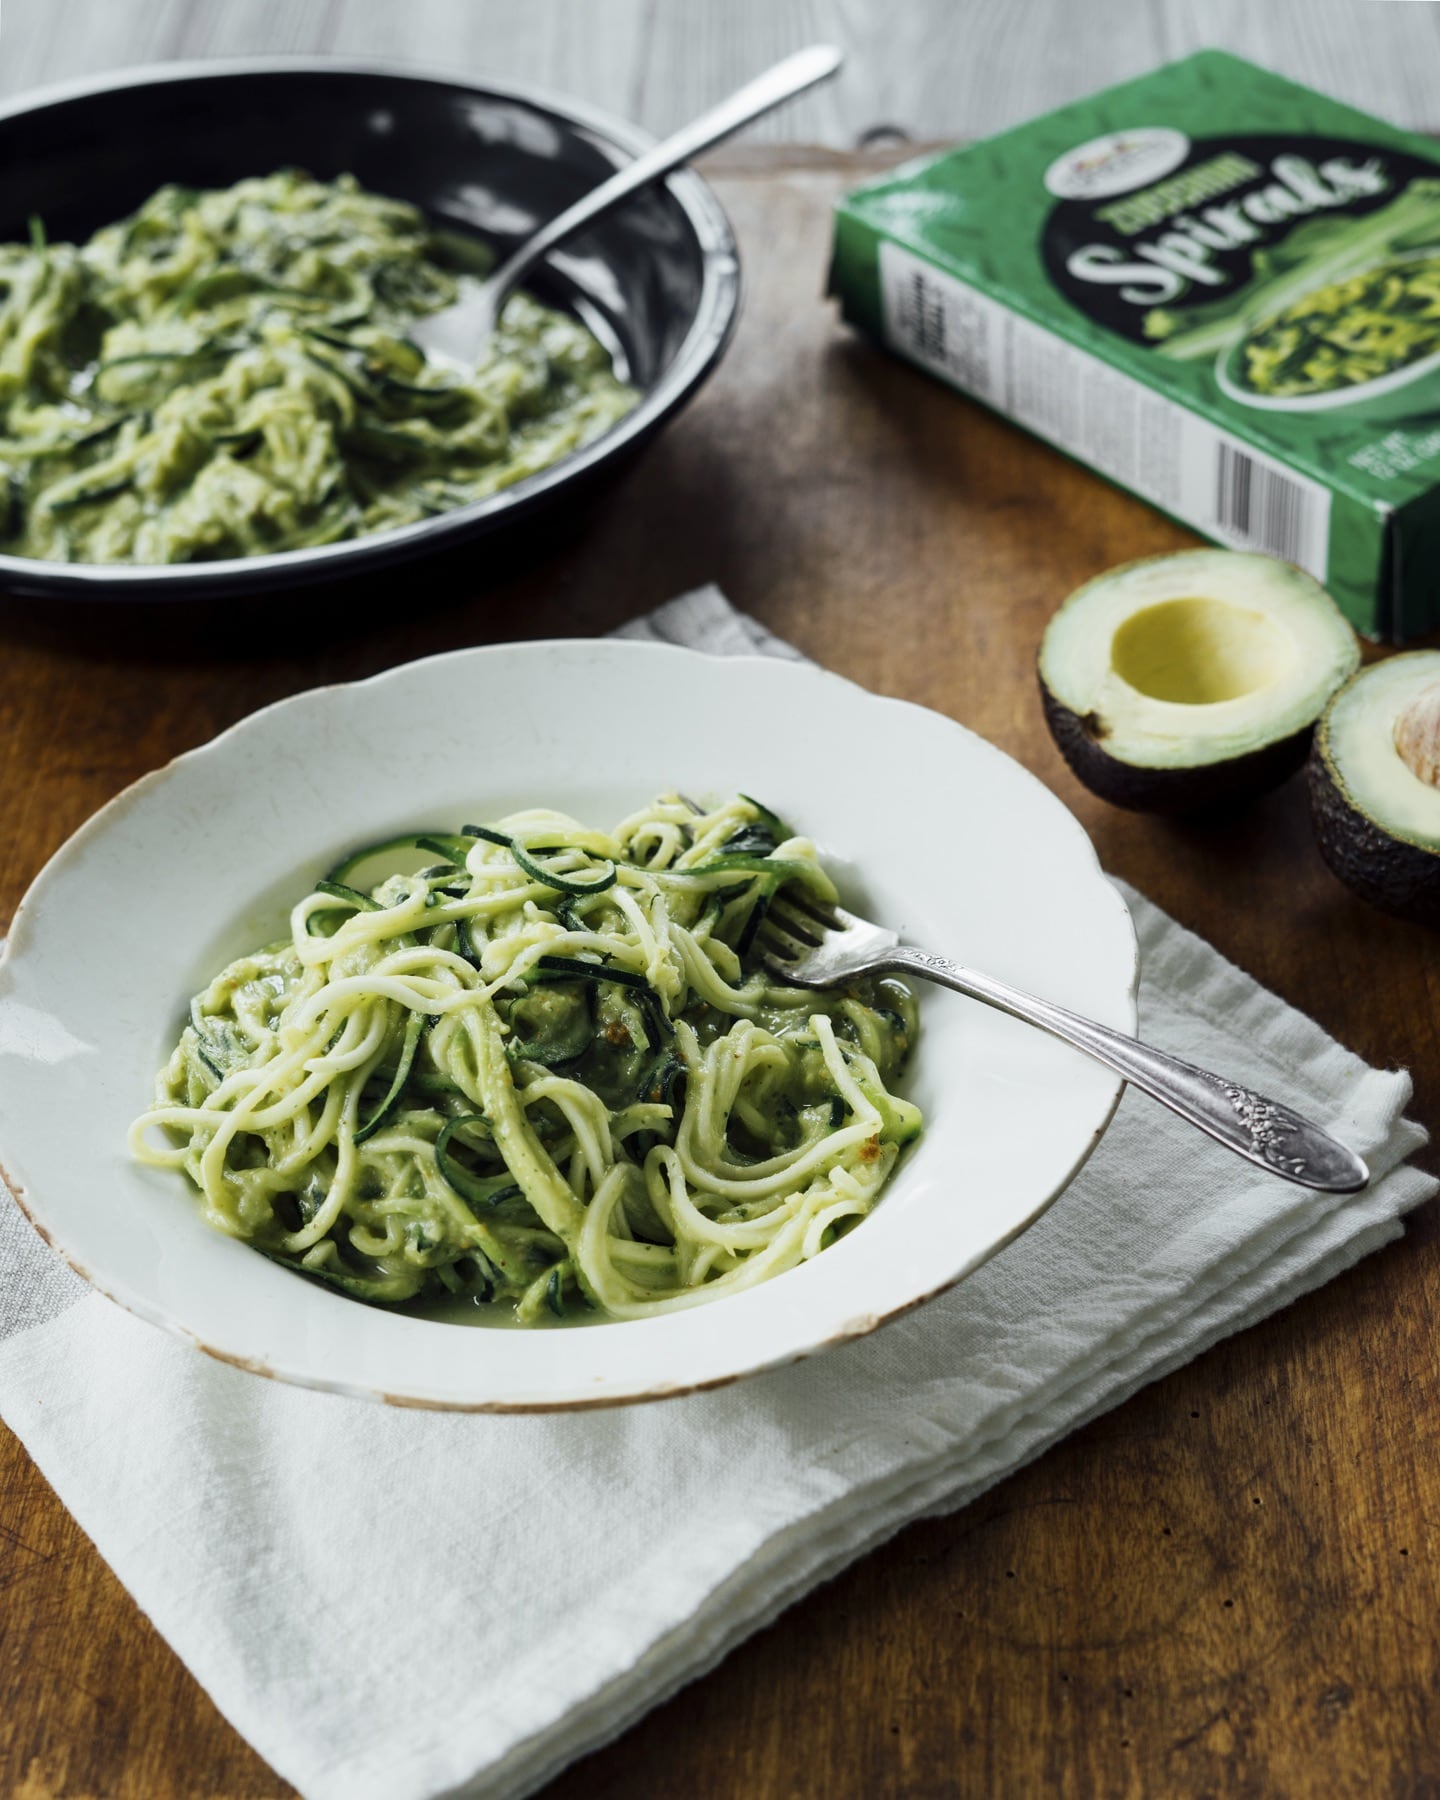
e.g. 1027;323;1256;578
2;148;1438;1799
6;0;1440;144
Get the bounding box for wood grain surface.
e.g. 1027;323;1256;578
2;148;1439;1800
5;0;1440;142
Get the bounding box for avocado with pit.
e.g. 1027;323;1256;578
1309;651;1440;929
1038;550;1360;813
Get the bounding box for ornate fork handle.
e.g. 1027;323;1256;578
888;949;1369;1194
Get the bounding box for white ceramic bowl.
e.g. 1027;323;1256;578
0;641;1137;1410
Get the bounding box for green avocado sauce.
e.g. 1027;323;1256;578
0;171;637;564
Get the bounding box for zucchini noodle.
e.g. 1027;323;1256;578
130;795;922;1323
0;171;636;564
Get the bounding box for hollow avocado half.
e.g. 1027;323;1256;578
1309;651;1440;929
1038;550;1360;813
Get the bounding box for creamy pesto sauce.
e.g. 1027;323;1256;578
0;171;637;565
130;797;923;1325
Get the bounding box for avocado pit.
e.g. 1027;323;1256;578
1393;679;1440;790
1310;652;1440;929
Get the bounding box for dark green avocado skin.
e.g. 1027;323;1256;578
1308;744;1440;929
1039;678;1312;814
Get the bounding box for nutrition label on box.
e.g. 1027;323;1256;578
878;241;1333;581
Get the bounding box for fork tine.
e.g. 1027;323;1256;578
767;899;825;947
773;890;844;932
755;937;825;989
755;919;808;961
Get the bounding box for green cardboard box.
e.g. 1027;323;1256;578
829;50;1440;640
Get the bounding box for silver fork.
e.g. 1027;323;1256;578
411;45;843;367
759;895;1369;1194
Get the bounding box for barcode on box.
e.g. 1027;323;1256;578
876;241;1333;584
1212;442;1328;572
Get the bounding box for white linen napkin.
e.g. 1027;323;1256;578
0;587;1432;1800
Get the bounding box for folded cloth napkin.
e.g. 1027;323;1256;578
0;588;1432;1800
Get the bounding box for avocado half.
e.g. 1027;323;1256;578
1309;651;1440;929
1038;550;1360;813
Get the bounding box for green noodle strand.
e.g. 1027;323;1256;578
130;794;922;1321
0;171;636;565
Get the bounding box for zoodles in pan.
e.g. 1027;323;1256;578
0;171;636;564
130;795;922;1323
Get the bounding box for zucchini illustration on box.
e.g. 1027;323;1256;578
829;51;1440;640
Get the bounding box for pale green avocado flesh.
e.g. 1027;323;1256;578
1309;651;1440;931
1039;549;1360;810
1315;653;1440;852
